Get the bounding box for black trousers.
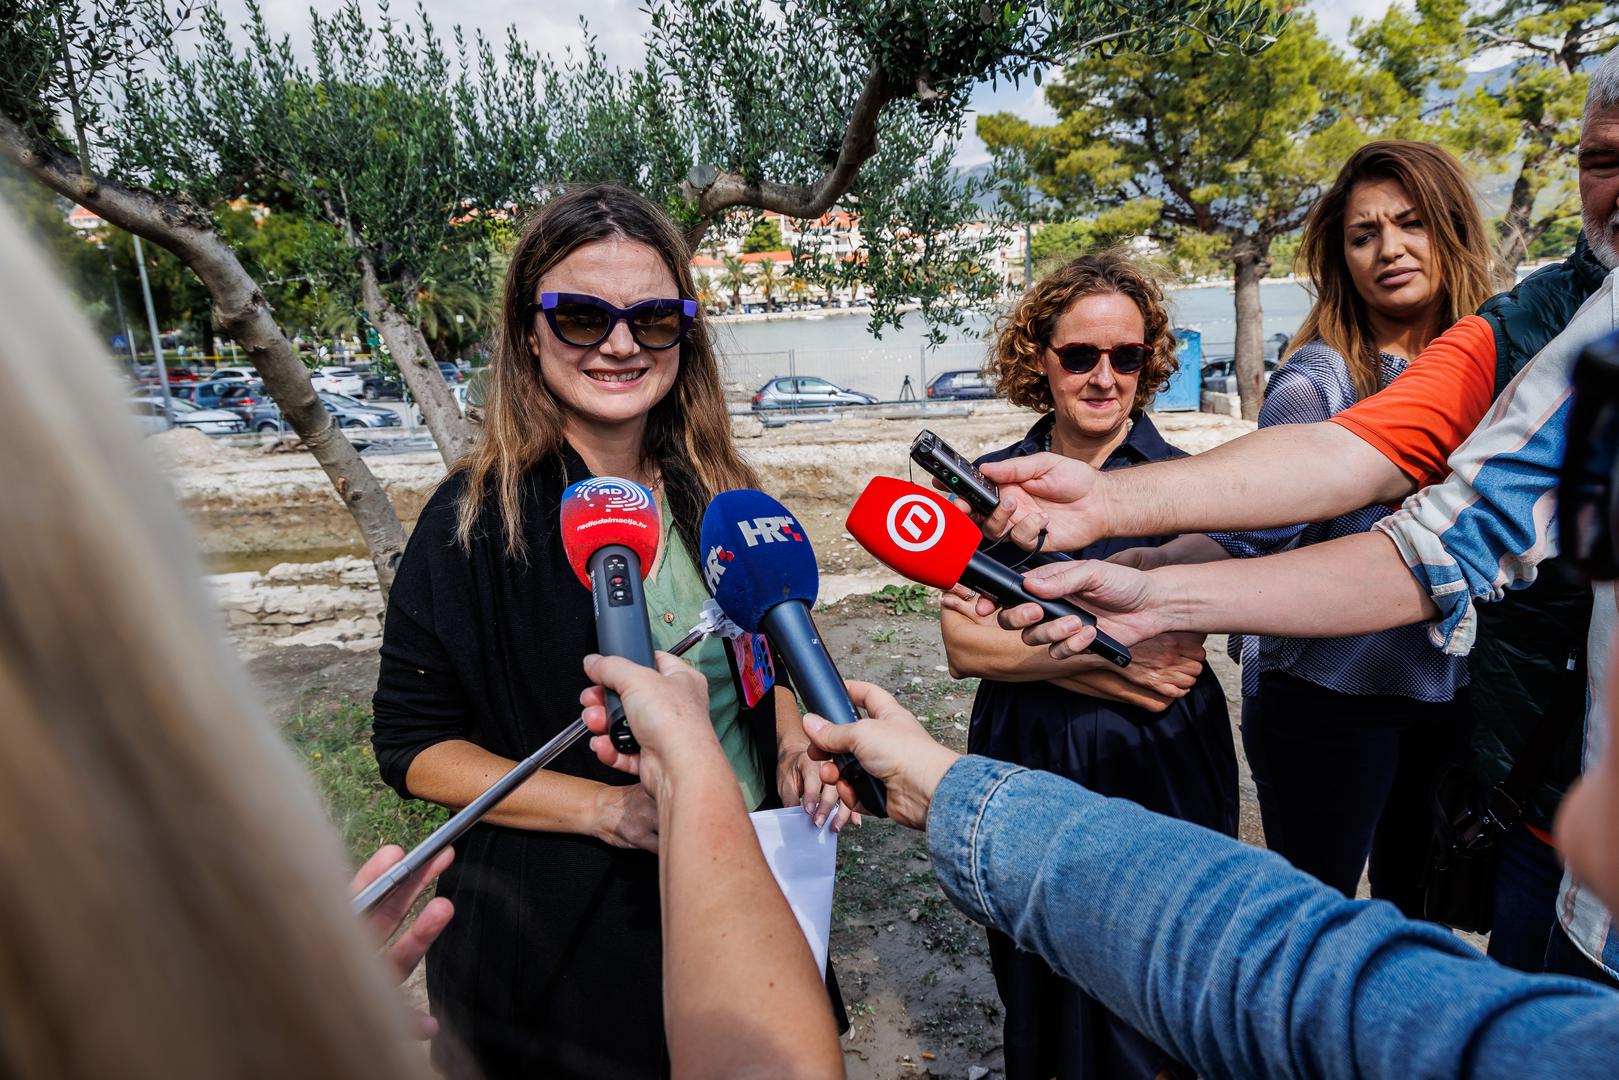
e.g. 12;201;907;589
1241;671;1466;917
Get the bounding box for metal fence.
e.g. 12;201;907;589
718;341;990;403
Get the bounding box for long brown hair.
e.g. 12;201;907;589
0;210;428;1076
455;184;757;559
1290;140;1496;399
987;251;1179;413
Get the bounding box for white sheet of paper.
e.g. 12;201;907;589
749;807;839;977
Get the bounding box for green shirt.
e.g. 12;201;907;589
643;499;767;809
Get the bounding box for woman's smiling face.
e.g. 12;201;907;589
528;236;682;430
1042;290;1144;442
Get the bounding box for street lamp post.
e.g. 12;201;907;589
131;234;174;429
98;240;139;374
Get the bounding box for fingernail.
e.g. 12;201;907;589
803;796;814;814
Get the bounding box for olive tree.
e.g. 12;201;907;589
0;0;409;592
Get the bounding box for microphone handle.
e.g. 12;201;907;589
960;553;1133;668
759;600;889;818
589;544;659;753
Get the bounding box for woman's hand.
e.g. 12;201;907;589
1107;545;1169;571
350;844;456;1039
590;782;660;852
777;741;859;831
939;588;995;624
1114;631;1206;695
802;681;960;830
579;650;732;845
1048;671;1179;713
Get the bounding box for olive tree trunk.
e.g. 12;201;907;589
356;256;476;468
1231;238;1271;422
0;113;407;596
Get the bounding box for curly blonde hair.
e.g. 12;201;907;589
987;252;1178;414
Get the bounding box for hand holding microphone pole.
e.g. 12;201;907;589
846;477;1132;668
700;490;889;818
559;476;662;754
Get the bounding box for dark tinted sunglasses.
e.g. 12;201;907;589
533;292;697;350
1051;341;1150;375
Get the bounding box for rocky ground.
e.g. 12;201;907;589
179;406;1262;1079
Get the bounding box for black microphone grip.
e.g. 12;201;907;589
960;553;1133;668
758;600;890;818
589;545;658;753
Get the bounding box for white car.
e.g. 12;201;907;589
310;365;365;395
211;366;256;382
127;395;248;436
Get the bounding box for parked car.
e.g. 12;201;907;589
127;394;248;435
252;390;402;433
926;368;995;401
310;365;365;396
133;366;201;386
751;376;878;411
196;380;273;422
357;362;404;400
210;366;256;382
438;361;463;384
1201;354;1281;396
413;382;471;425
191;379;254;415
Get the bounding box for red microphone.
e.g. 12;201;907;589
846;477;1131;667
560;477;661;751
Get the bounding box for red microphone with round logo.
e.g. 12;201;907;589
845;476;1131;667
559;477;662;751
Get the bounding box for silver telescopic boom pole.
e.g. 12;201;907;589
351;631;711;916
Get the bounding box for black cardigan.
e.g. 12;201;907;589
372;445;776;1078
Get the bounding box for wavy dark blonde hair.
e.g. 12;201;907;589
0;191;426;1079
987;252;1178;414
1289;140;1496;399
454;184;758;560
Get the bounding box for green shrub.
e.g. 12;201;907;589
284;702;448;864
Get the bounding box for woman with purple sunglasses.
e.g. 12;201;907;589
938;252;1237;1080
370;183;848;1078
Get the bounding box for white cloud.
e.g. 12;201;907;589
212;0;648;66
1307;0;1395;47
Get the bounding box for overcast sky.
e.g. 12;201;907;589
214;0;1406;168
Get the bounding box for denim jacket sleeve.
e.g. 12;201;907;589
926;756;1619;1080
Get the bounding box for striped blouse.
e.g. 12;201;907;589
1207;339;1469;702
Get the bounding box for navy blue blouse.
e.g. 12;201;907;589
964;412;1238;838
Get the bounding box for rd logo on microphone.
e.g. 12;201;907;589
572;476;652;512
885;494;946;552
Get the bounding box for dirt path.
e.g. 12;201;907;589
246;590;1253;1080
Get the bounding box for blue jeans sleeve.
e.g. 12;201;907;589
926;756;1619;1079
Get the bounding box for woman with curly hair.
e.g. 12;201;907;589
939;251;1237;1080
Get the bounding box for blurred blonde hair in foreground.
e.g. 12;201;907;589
0;206;430;1079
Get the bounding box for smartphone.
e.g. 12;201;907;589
910;429;1000;516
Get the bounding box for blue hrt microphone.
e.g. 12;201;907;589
700;490;888;818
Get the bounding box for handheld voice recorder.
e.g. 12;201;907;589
910;429;1000;516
